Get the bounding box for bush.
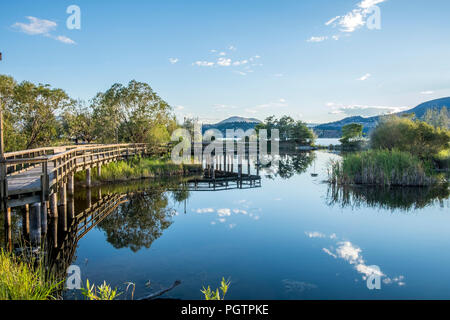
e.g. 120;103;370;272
370;116;450;160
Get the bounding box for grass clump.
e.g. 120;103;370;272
328;149;441;186
75;156;202;183
0;249;63;300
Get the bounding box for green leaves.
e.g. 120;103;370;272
201;277;231;300
80;279;122;301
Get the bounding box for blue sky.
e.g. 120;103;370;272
1;0;450;124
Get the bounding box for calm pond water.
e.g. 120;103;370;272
55;150;450;300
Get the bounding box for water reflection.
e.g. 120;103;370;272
98;190;176;253
261;152;315;179
327;184;450;211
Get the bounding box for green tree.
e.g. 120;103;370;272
371;116;450;159
4;78;72;150
62;101;96;144
92;80;176;146
340;123;364;149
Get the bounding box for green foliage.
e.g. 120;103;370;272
0;75;72;151
91;80;177;146
340;123;364;149
81;279;121;300
61;101;96;143
83;156;201;182
423;106;449;129
201;278;231;300
328;149;440;186
0;75;179;152
0;249;63;300
256;115;316;145
370;116;450;160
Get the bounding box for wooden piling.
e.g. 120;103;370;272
30;203;41;246
58;184;67;232
86;168;91;187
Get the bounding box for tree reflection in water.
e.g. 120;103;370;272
97;183;191;253
327;183;450;212
261;152;315;180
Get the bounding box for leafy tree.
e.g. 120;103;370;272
423;107;449;129
62;101;96;144
256;115;315;145
340;123;364;149
371;116;450;159
92;80;176;146
1;76;72;150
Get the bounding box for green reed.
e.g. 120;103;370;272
0;249;63;300
328;149;441;186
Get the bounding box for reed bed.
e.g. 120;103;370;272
328;149;440;186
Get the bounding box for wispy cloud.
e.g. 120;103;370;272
245;98;288;114
327;102;409;117
169;58;179;64
193;60;215;67
357;73;371;81
420;90;434;95
55;35;76;45
307;36;328;43
13;16;56;35
13;16;76;45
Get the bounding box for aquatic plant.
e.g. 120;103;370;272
0;249;63;300
80;279;122;300
328;149;441;186
201;277;231;300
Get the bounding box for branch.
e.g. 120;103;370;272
138;280;181;300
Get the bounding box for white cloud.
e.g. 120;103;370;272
325;0;387;34
228;45;237;51
233;60;249;66
169;58;179;64
328;103;408;117
217;57;232;66
307;36;328;43
358;73;371;81
13;16;57;35
55;35;76;45
311;232;405;286
421;90;434;95
193;61;215;67
245;99;288;115
305;231;326;238
339;10;365;33
325;16;341;26
219;52;227;56
359;0;387;9
218;208;232;217
196;208;215;214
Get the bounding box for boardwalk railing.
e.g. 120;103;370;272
1;143;171;208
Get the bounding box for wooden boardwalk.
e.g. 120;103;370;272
1;144;157;208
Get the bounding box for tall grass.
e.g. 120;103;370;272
328;149;440;186
75;156;202;183
0;249;63;300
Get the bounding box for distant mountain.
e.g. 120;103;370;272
202;116;262;135
315;97;450;138
399;97;450;118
